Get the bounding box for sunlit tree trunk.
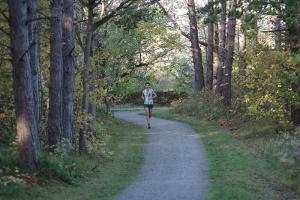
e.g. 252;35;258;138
216;0;226;95
63;0;75;145
223;0;238;106
187;0;204;92
275;16;282;50
8;0;40;170
206;0;214;90
48;0;64;150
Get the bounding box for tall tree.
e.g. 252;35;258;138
79;0;94;153
206;0;214;90
63;0;75;144
187;0;205;92
8;0;40;170
216;0;226;95
285;1;300;125
238;24;246;75
222;0;238;106
27;0;41;130
274;16;282;50
48;0;64;150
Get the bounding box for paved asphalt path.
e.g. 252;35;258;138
112;111;209;200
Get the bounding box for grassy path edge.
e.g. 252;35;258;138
1;117;146;200
154;111;292;200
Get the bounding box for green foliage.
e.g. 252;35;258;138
174;90;226;121
240;50;299;127
86;123;112;157
0;147;27;198
256;128;300;188
0;12;15;145
39;154;80;184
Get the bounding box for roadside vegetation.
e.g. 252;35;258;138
0;113;145;200
155;91;300;199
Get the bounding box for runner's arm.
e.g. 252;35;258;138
141;92;144;100
152;90;157;99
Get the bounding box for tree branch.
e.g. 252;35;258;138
0;26;9;36
26;16;55;24
156;1;208;47
75;24;84;50
0;10;9;22
119;62;148;78
261;28;288;33
0;42;11;49
18;42;35;63
93;0;136;30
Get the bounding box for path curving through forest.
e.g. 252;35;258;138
112;111;209;200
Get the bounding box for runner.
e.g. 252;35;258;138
141;82;157;128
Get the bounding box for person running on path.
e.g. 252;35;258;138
141;82;157;128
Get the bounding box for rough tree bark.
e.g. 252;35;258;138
238;28;246;75
187;0;205;92
8;0;40;170
48;0;64;150
27;0;40;130
288;4;300;125
79;1;94;153
206;0;214;90
275;16;282;50
216;0;226;95
63;0;75;145
223;0;238;106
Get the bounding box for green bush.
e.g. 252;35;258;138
0;147;27;198
173;90;225;121
39;154;81;184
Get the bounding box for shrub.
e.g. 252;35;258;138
173;90;226;121
0;147;27;197
39;154;80;184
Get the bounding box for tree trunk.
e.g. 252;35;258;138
79;2;93;153
275;16;282;50
288;4;300;125
8;0;40;171
27;0;40;131
206;0;214;90
238;29;246;75
63;0;75;145
216;0;226;95
187;0;205;92
223;0;238;106
48;0;64;150
251;19;258;55
90;72;97;133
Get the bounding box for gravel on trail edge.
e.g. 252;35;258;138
112;111;209;200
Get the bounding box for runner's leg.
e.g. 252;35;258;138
144;106;150;125
149;108;153;119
